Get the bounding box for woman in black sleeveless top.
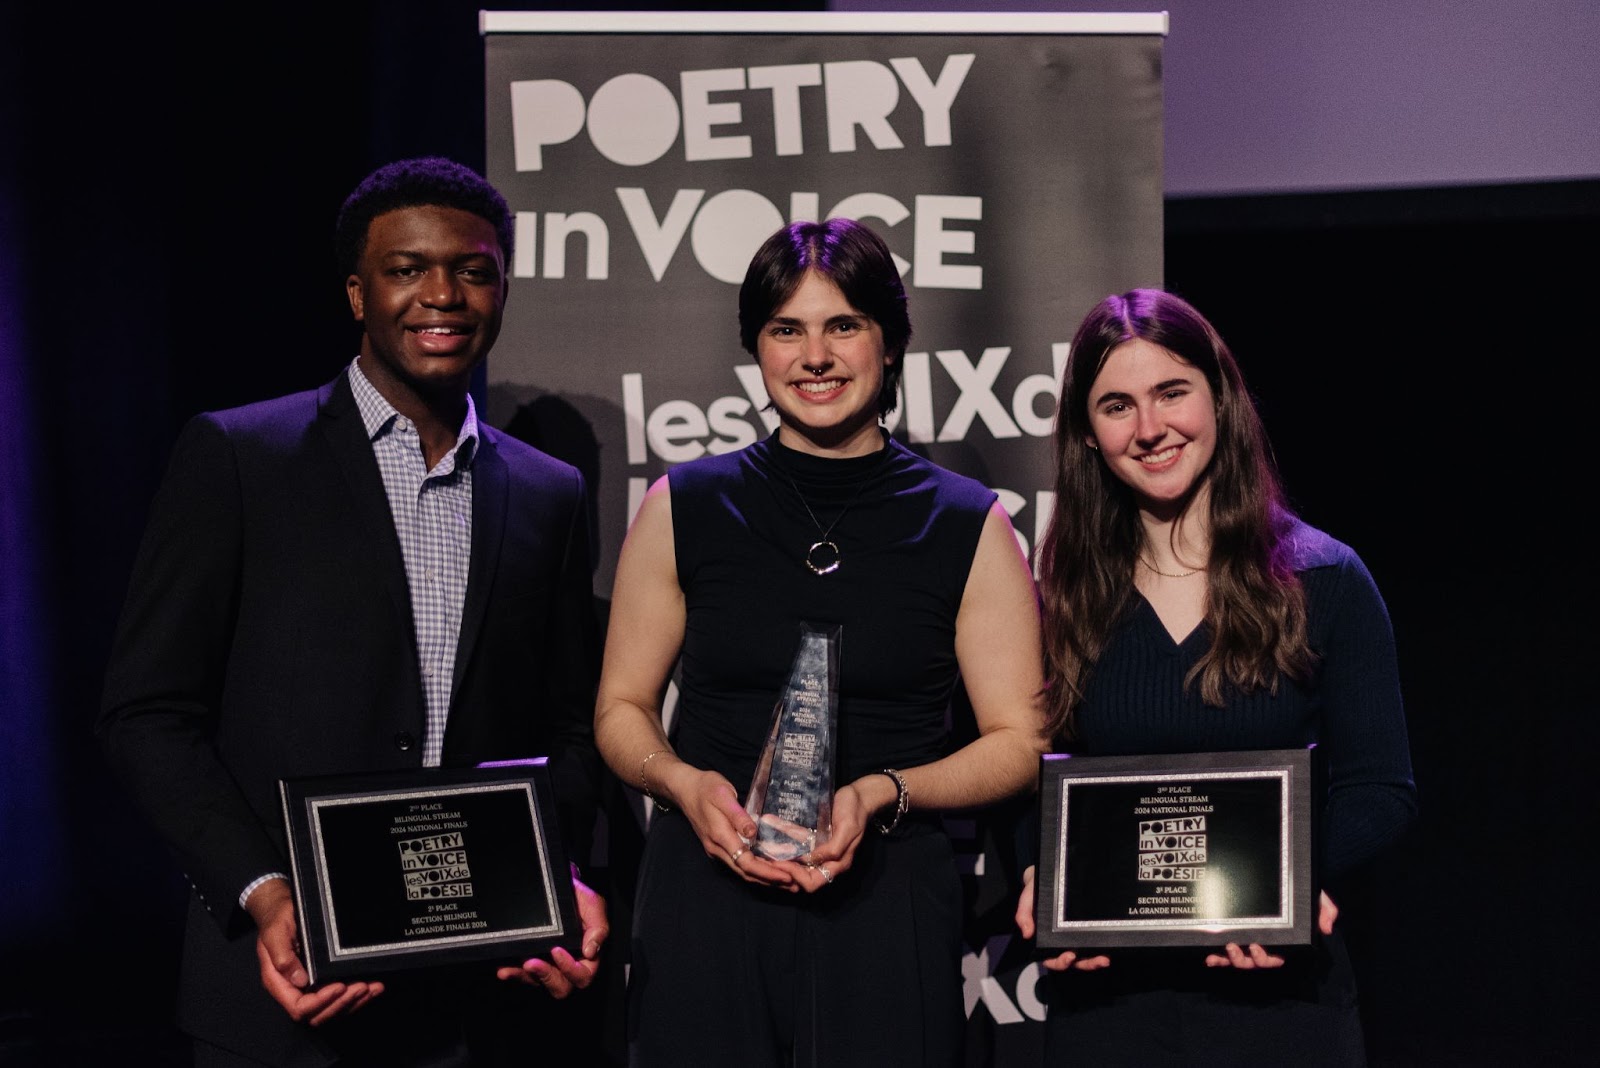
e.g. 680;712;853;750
595;219;1049;1067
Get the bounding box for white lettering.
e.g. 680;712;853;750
522;191;981;287
747;64;823;156
961;935;1023;1024
1011;342;1068;437
1033;491;1056;578
732;364;781;434
627;476;649;528
914;195;983;290
828;193;911;277
622;372;647;464
618;342;1064;470
645;399;709;464
513;212;538;279
541;212;609;279
936;347;1020;441
689;189;786;284
824;60;903;153
616;188;703;282
888;54;975;147
588;73;680;167
681;68;751;162
789;191;821;223
509;80;585;172
994;489;1030;558
1014;962;1046;1022
706;396;759;454
898;352;936;444
510;53;973;171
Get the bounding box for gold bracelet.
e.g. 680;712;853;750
640;749;672;812
874;768;909;834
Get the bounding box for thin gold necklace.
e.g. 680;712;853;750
1138;555;1206;579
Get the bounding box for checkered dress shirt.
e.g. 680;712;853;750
348;358;477;767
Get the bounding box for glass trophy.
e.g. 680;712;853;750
744;622;841;861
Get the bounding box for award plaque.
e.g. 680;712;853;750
1035;747;1317;950
278;759;580;984
744;622;841;861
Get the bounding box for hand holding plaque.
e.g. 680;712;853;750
743;622;841;862
1034;747;1318;951
277;760;582;985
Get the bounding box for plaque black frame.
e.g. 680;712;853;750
278;760;580;984
1036;747;1315;950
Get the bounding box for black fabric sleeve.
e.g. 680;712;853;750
96;414;282;932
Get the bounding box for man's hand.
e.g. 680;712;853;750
247;877;383;1025
497;868;609;997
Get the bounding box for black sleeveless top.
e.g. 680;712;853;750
668;431;996;793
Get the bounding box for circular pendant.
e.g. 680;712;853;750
805;540;841;575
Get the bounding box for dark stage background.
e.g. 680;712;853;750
3;4;1595;1066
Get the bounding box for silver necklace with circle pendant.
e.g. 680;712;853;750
786;473;865;576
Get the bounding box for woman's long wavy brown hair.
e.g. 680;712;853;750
1037;290;1316;743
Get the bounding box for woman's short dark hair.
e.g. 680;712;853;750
737;219;911;416
334;157;513;277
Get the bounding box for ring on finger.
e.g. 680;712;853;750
730;847;746;864
818;864;833;884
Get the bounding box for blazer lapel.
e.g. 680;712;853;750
453;428;507;699
316;372;416;646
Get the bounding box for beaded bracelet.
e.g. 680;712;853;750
874;768;909;834
640;748;673;812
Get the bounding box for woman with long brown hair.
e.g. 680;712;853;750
1015;289;1417;1065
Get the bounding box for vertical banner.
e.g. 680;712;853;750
482;11;1164;1060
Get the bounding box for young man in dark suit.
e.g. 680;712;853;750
98;157;609;1067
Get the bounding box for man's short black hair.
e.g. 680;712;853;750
334;157;513;277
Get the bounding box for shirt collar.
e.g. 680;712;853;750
347;357;480;468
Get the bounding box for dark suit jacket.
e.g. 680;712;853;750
97;370;602;1066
